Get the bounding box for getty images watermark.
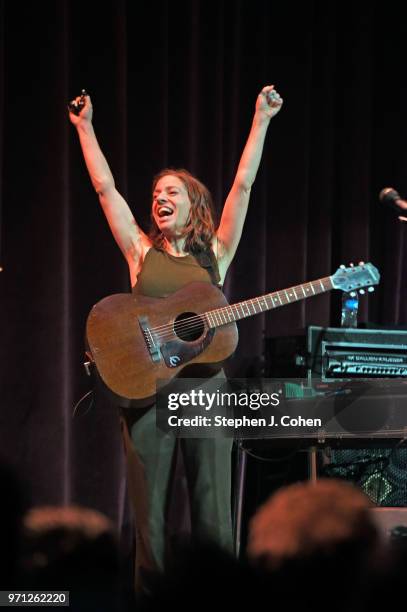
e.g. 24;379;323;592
165;387;312;428
156;378;407;439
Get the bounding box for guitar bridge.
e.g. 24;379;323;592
139;316;161;363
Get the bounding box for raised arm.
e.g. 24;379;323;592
68;94;150;269
216;85;283;276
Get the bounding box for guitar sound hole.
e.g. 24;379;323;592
174;312;205;342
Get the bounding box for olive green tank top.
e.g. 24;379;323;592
132;247;220;298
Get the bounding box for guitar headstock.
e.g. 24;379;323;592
331;262;380;293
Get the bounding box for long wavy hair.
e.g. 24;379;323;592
149;168;217;253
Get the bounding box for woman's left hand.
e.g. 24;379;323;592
256;85;283;119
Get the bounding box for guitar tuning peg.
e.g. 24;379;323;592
350;291;357;297
340;264;346;269
359;289;365;295
349;263;354;267
358;261;365;266
368;286;375;292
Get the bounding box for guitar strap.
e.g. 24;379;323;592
192;246;222;287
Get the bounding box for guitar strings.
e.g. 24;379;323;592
150;307;239;338
149;304;248;338
148;277;337;342
151;304;248;336
151;314;211;341
151;309;240;341
149;282;334;341
149;301;286;341
150;300;265;339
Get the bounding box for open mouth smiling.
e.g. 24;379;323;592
157;206;174;218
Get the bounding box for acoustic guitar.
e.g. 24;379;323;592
86;262;380;403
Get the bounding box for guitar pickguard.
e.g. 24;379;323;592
160;328;215;368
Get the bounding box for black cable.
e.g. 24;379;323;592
72;389;94;418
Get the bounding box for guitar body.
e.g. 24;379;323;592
86;281;239;403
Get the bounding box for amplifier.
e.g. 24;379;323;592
307;327;407;381
261;327;407;445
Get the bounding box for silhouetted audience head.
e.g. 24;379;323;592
0;459;26;588
21;505;122;611
247;478;381;612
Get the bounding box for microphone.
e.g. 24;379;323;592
379;187;407;214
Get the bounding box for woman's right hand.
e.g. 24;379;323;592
68;94;93;126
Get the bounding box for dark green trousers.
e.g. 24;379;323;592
121;405;233;591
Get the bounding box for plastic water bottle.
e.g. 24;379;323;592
341;291;359;328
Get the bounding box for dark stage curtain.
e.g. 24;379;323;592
1;0;407;544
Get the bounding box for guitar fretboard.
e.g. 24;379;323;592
205;276;333;328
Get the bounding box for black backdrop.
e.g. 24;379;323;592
1;0;407;546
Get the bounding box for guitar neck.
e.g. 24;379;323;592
205;275;334;328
